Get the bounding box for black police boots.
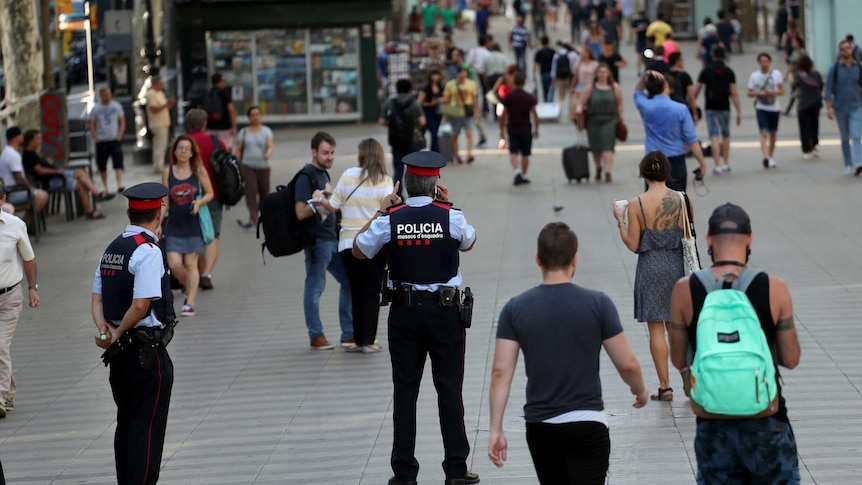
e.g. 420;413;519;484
444;471;480;485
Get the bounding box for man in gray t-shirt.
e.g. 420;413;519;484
88;87;126;193
488;222;647;483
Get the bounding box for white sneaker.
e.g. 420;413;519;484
844;166;854;175
802;152;813;160
767;158;777;168
722;165;732;173
712;167;723;175
812;147;820;158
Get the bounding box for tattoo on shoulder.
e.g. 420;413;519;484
669;321;688;331
653;194;681;231
776;317;795;331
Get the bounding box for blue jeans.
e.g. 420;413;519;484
834;105;862;168
540;72;553;103
303;239;352;342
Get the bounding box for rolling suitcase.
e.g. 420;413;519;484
438;132;455;162
562;130;590;183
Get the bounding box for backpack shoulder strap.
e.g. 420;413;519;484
693;268;722;293
730;267;763;293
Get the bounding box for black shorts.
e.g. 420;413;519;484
96;140;124;171
507;127;533;156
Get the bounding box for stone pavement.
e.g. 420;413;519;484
2;23;862;485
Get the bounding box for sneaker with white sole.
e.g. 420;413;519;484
712;167;723;175
812;147;820;158
722;165;732;173
802;152;813;160
4;398;13;411
767;158;777;168
845;166;854;175
180;304;196;316
0;402;6;418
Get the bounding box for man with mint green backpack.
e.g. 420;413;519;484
668;203;801;484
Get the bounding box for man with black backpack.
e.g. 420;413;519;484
186;108;240;290
668;203;801;484
203;73;237;150
293;132;352;351
693;46;742;174
550;42;579;120
379;79;426;197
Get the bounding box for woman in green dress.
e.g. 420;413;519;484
575;63;624;182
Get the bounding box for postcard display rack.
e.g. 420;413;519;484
207;28;361;120
386;34;435;98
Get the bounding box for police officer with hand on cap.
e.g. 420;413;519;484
92;182;176;485
353;151;479;485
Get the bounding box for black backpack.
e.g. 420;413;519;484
208;136;245;206
386;98;416;151
203;88;225;123
555;52;573;79
705;66;732;105
256;166;317;261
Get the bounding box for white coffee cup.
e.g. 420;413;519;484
614;199;629;210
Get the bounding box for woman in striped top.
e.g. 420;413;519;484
320;139;393;353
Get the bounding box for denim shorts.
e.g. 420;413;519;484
695;416;800;485
48;170;78;192
705;110;731;138
756;109;780;133
450;116;474;136
165;235;205;255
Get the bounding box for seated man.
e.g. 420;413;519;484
0;127;49;217
21;129;112;219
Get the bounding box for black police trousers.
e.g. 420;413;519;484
388;291;469;481
109;342;173;485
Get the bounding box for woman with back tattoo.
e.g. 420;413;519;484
611;151;692;402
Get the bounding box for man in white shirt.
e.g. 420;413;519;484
746;53;784;169
0;177;40;417
0;127;48;215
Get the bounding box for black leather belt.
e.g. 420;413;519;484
0;283;19;295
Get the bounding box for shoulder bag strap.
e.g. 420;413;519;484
677;191;692;239
341;176;368;207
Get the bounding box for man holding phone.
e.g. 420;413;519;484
353;151;479;485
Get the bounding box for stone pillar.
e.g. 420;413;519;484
0;0;45;129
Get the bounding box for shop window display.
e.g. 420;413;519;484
207;27;360;120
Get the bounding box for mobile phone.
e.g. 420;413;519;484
434;186;439;199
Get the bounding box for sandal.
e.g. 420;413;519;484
595;166;603;181
466;155;475;164
456;156;464;164
86;210;106;220
651;387;674;401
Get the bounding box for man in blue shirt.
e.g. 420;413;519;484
824;39;862;176
634;71;707;192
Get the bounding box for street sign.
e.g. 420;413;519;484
104;11;132;36
56;0;72;15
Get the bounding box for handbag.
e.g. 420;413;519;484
437;103;463;118
195;171;215;245
678;191;700;275
615;120;628;141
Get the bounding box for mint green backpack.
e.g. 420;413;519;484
690;268;778;417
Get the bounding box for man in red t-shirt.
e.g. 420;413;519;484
499;73;539;186
186;108;225;290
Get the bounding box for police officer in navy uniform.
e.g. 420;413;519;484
92;182;176;485
353;152;479;485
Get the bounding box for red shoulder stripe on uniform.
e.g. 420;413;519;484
432;201;452;210
388;203;407;213
132;233;148;246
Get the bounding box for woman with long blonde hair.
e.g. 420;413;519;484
319;139;393;353
162;135;213;317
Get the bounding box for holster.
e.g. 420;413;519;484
393;285;413;309
161;320;178;348
132;329;159;371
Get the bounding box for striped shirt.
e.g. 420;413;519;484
328;166;394;252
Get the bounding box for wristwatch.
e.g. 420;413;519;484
28;284;38;290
